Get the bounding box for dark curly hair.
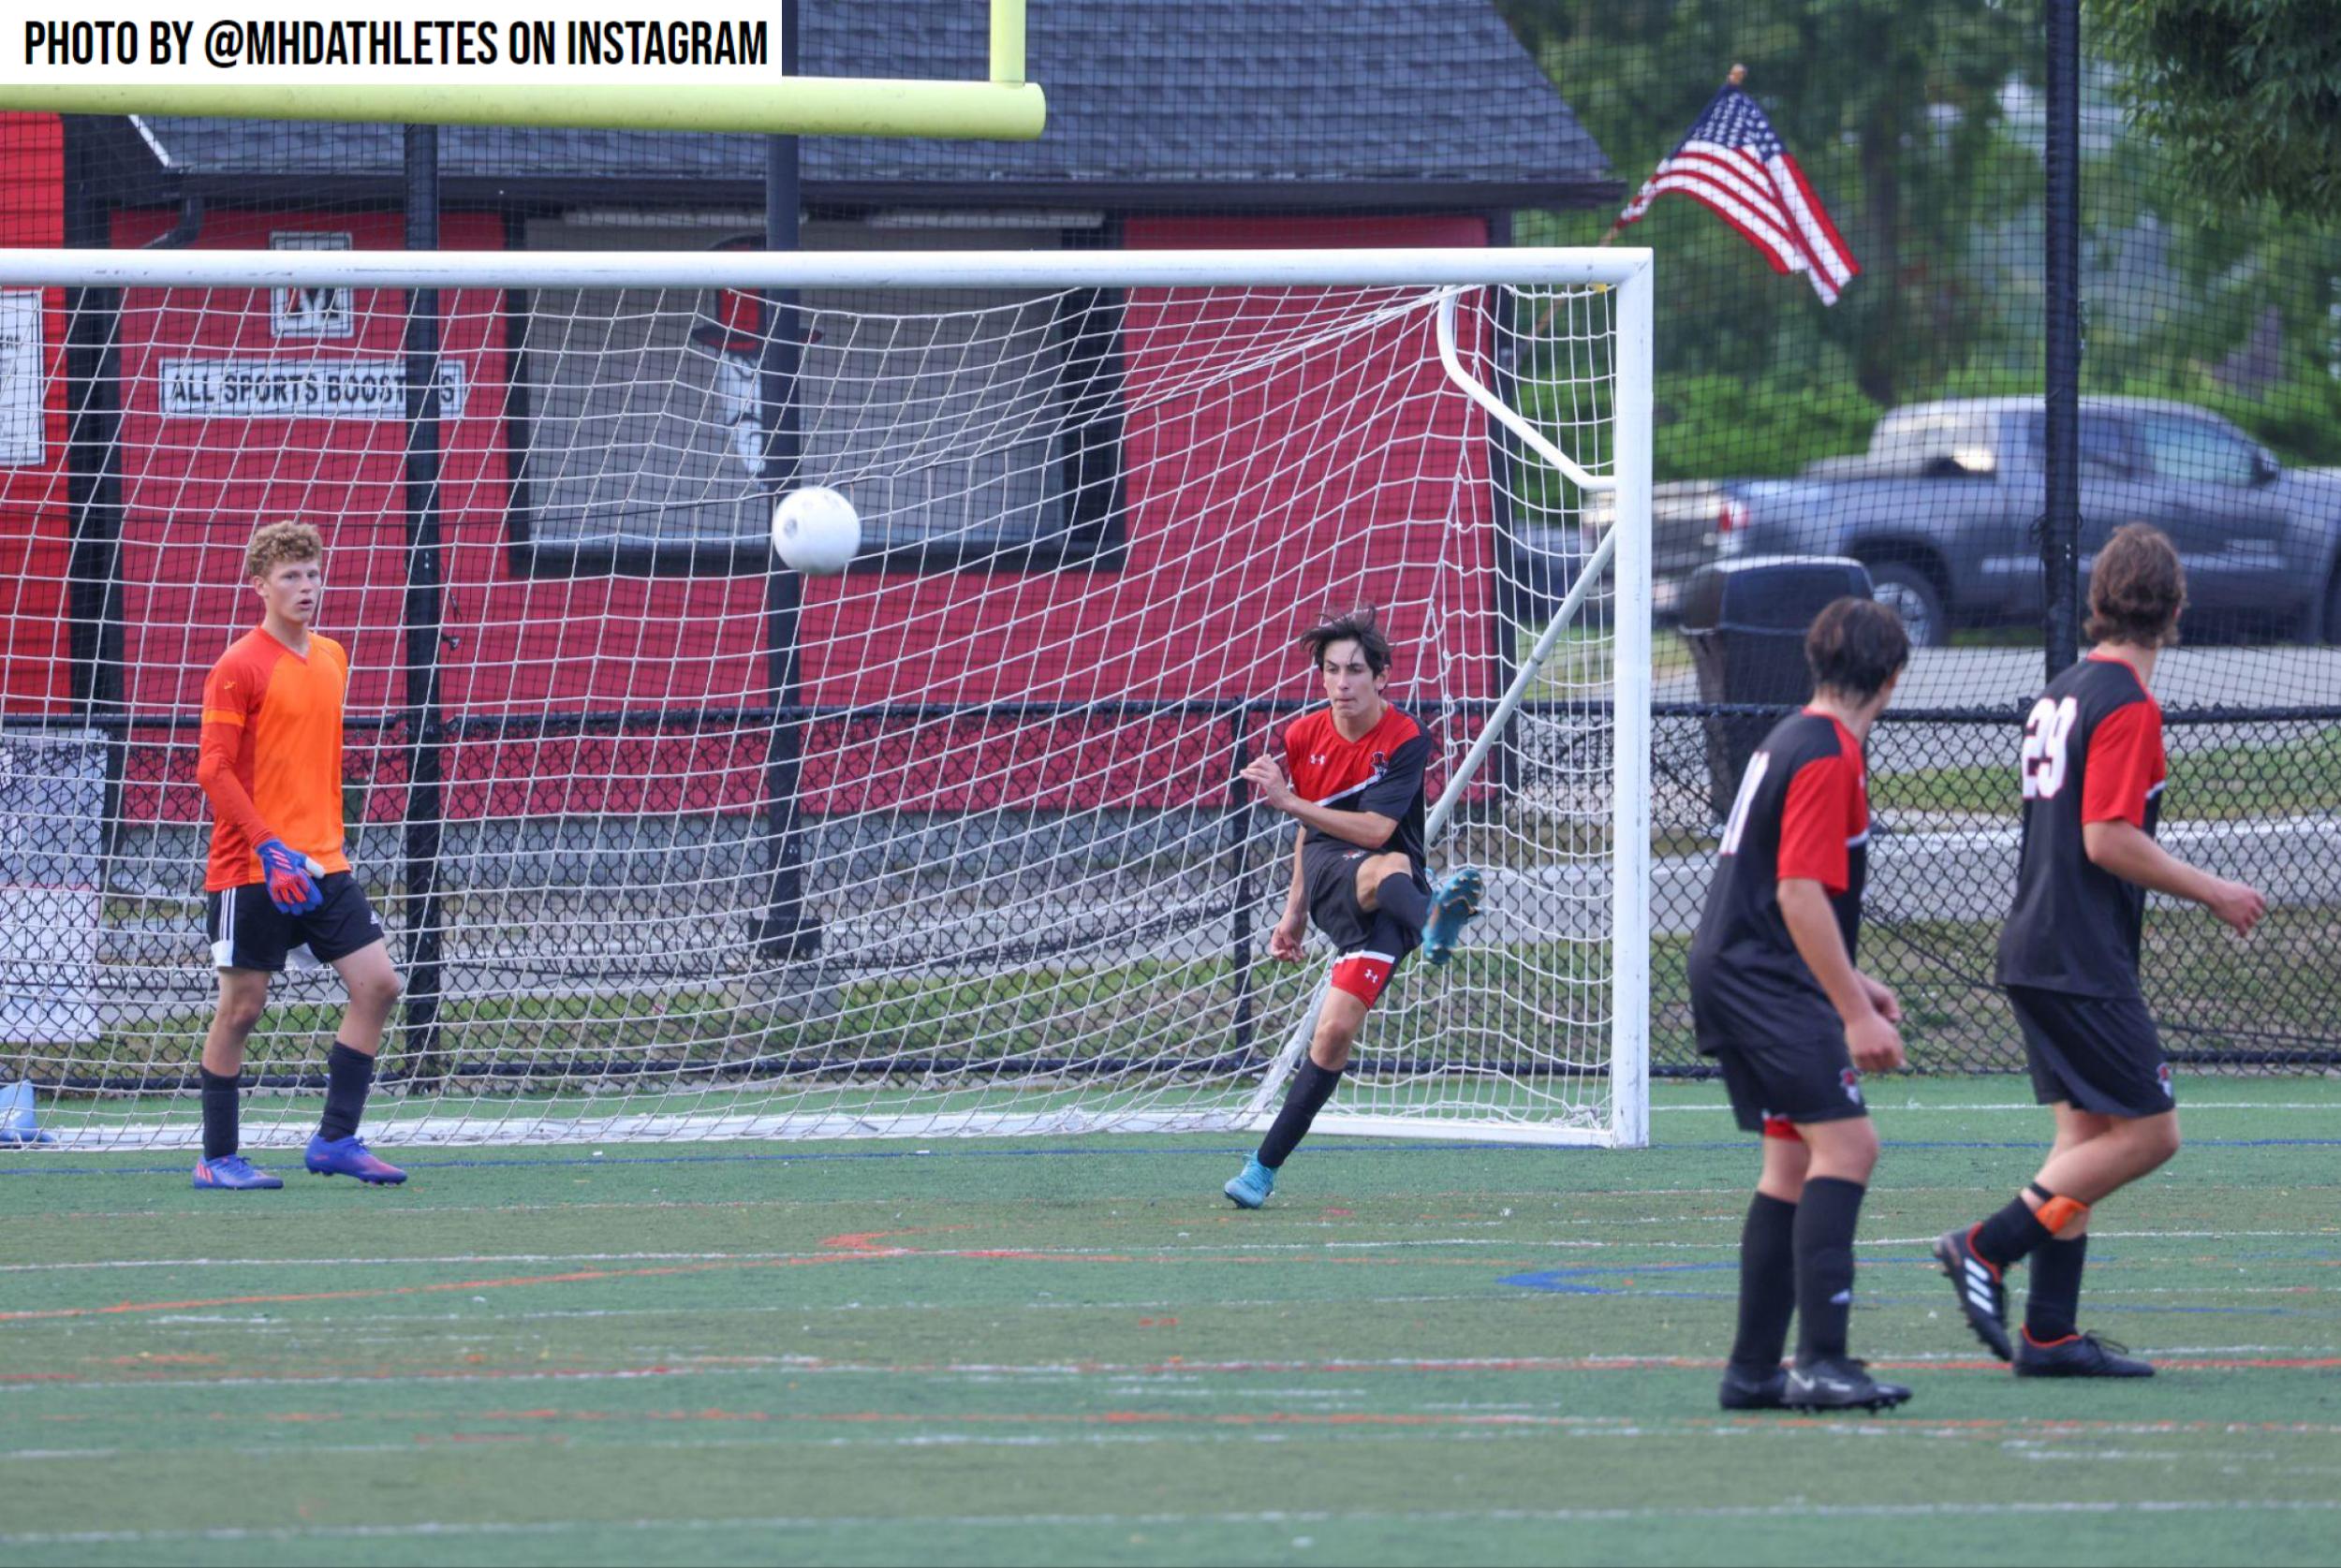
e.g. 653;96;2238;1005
1299;604;1392;676
2085;522;2186;647
1805;595;1910;700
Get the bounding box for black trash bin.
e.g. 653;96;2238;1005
1677;556;1875;822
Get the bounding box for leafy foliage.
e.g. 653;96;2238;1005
1494;0;2341;483
2097;0;2341;221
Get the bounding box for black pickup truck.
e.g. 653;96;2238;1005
1718;397;2341;646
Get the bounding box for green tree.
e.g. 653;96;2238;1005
2097;0;2341;222
1497;0;2038;405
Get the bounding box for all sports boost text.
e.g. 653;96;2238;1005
22;18;770;69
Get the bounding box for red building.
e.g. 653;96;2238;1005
1;2;1616;828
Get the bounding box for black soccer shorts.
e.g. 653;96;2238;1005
206;872;385;973
2007;984;2173;1118
1301;838;1429;1006
1713;1033;1869;1136
1300;837;1425;956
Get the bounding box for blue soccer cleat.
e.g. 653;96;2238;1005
1224;1157;1274;1209
192;1154;283;1191
304;1135;407;1185
1421;866;1485;966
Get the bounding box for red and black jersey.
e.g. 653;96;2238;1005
1687;710;1871;1051
1996;652;2167;997
1280;704;1430;865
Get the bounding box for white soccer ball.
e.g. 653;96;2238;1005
772;486;861;576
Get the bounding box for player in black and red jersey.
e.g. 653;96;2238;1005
1688;596;1911;1414
1220;607;1483;1209
1936;525;2265;1377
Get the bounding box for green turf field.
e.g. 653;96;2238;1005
4;1077;2338;1567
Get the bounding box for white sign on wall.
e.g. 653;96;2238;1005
270;231;355;339
0;290;44;466
157;357;468;420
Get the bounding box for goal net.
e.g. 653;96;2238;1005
0;246;1651;1149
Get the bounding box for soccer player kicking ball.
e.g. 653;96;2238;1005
1689;597;1912;1414
1221;607;1482;1209
190;521;407;1190
1936;524;2264;1376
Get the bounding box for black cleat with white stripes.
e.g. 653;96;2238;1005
1934;1225;2013;1362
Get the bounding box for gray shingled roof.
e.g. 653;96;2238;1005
127;0;1614;209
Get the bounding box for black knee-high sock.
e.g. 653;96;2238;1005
1375;873;1430;934
1730;1192;1799;1372
199;1067;241;1161
1972;1194;2054;1269
2025;1234;2088;1342
317;1042;375;1142
1793;1177;1866;1364
1256;1059;1343;1169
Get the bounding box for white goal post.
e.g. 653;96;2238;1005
0;245;1651;1149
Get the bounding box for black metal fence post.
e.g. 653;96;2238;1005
400;123;450;1081
2041;0;2083;677
1224;703;1258;1058
752;0;820;962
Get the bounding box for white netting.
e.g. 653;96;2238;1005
0;253;1643;1147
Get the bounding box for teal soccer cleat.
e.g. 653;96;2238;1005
192;1154;283;1191
1421;866;1484;966
1223;1157;1274;1209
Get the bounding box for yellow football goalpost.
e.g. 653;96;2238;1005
0;0;1045;139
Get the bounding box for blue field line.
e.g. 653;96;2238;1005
6;1132;2341;1180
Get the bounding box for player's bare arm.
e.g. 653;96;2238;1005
2081;819;2266;936
1269;828;1308;961
1779;878;1904;1071
1239;752;1396;848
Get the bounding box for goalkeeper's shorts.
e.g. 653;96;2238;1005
207;872;384;973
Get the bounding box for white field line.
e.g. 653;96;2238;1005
22;1345;2341;1395
17;1224;2341;1274
5;1227;2339;1277
0;1429;1580;1466
7;1499;2341;1547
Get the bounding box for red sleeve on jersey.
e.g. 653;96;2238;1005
1280;716;1314;801
1775;753;1859;894
2082;700;2164;828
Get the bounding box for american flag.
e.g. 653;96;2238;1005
1616;83;1859;305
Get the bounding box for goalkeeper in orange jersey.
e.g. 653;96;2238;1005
190;521;405;1189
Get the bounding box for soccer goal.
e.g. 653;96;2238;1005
0;245;1650;1149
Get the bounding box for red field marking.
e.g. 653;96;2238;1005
105;1353;221;1367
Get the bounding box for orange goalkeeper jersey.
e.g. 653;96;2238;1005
198;628;350;892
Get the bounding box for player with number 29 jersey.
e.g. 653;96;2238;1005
1995;654;2166;998
1935;524;2265;1382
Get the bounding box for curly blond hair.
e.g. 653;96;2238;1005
243;520;323;583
